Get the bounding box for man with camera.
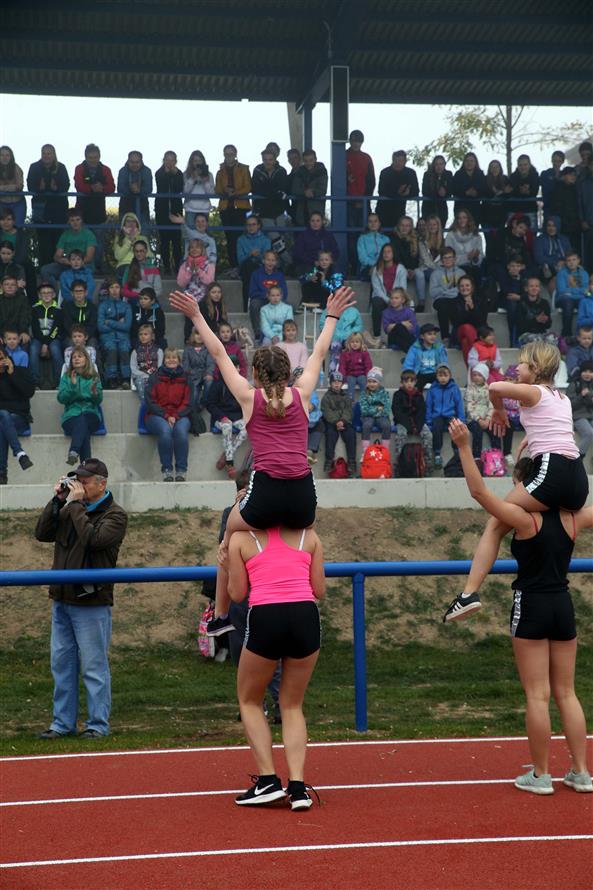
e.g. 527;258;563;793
35;458;127;739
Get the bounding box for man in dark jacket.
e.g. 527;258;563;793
377;150;419;229
251;150;291;268
117;151;153;226
35;458;128;739
290;150;329;226
154;151;184;274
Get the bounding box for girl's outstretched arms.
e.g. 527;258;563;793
296;286;356;399
170;290;252;407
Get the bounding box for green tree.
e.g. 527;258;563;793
409;105;590;174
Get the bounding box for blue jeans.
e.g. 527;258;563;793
29;338;64;385
62;412;100;461
146;414;190;472
346;374;367;401
0;410;28;473
50;601;112;735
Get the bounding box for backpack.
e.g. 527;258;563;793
397;443;426;478
443;452;464;477
360;441;392;479
481;447;505;477
328;457;349;479
189;406;207;436
197;600;215;658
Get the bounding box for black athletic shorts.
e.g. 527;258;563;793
509;589;576;640
238;470;317;529
523;453;588;510
244;601;321;660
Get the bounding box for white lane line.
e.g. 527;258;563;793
0;777;534;808
2;735;590;763
1;835;591;870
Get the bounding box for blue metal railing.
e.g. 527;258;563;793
1;558;591;731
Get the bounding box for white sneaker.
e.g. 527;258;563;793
505;454;515;467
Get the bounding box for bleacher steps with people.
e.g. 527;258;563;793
1;278;582;511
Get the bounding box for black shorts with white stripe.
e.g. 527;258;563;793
523;453;588;510
509;589;576;640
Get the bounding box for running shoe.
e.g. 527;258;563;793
235;774;286;806
563;769;593;792
443;592;482;622
206;614;235;637
514;768;554;795
286;780;320;811
434;453;442;468
18;453;33;470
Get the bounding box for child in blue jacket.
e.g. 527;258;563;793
425;363;465;468
402;322;449;390
556;251;589;338
98;278;132;388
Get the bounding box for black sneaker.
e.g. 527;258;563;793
0;473;7;485
78;729;104;739
443;592;482;623
206;614;235;637
235;774;286;806
286;780;319;811
18;454;33;470
37;728;70;739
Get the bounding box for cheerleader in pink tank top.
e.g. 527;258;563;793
170;284;356;631
445;339;589;623
227;524;325;809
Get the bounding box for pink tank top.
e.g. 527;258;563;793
246;387;310;479
246;528;315;607
520;385;579;459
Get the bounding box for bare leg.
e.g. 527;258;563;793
462;483;548;596
512;637;552;775
214;503;256;618
549;638;589;774
279;651;319;781
237;648;278;776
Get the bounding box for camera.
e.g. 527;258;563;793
59;479;73;493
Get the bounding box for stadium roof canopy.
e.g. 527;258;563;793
2;0;592;107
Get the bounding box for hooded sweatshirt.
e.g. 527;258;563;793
113;213;152;268
534;216;571;269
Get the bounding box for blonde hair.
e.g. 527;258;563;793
390;287;409;305
345;332;366;351
395;215;418;256
424;215;444;252
518;340;560;384
163;346;180;363
252;346;292;418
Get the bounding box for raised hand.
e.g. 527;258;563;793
170;290;201;320
325;286;356;318
489;407;509;438
448;418;471;447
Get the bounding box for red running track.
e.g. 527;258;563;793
1;737;591;890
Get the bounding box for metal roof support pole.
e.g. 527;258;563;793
303;101;313;152
330;65;349;275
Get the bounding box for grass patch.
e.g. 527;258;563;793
2;631;592;756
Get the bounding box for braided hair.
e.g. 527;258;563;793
252;346;292;419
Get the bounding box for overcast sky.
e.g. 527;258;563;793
2;93;591;211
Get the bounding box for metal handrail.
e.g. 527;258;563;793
1;558;590;732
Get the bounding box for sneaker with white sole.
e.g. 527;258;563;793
563;768;593;792
514;768;554;795
206;614;235;637
235;774;286;806
286;780;319;811
443;592;482;623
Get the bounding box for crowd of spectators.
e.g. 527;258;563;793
0;135;592;483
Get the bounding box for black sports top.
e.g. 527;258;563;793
511;509;574;594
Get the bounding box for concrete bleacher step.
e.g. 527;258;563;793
1;477;523;512
8;428;531;486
